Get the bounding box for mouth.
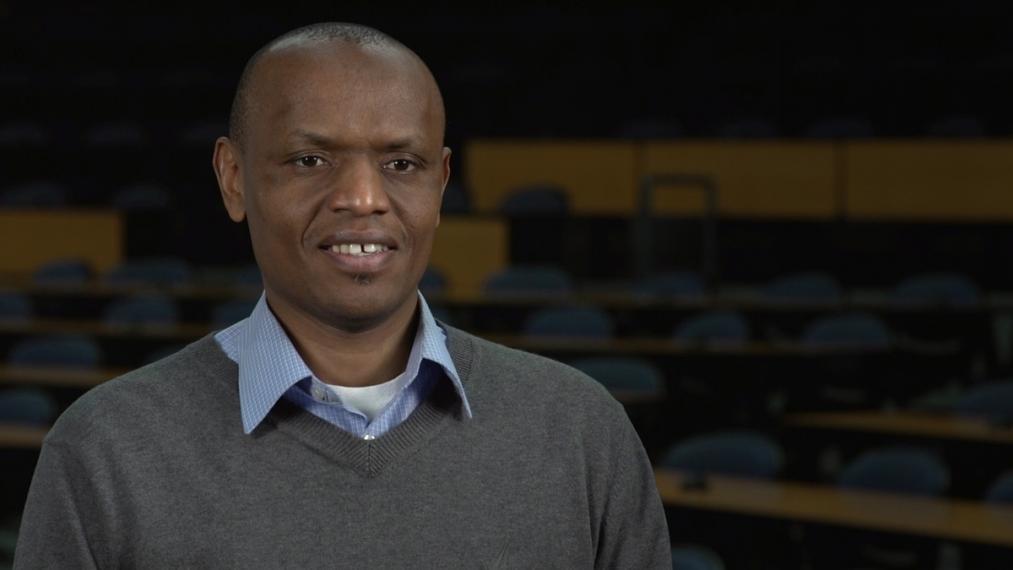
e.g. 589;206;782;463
317;239;398;274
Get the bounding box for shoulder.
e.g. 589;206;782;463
44;335;236;448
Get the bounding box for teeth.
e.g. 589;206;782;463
328;243;389;256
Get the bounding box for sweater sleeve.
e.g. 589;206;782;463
14;441;103;569
594;411;671;570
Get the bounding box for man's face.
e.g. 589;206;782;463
217;43;450;331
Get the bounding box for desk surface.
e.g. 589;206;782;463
655;469;1013;547
0;423;48;448
786;411;1013;445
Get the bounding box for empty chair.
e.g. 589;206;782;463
671;545;725;570
104;257;192;287
0;180;67;208
660;430;783;479
570;357;663;395
801;312;891;348
925;114;985;137
953;381;1013;424
103;294;179;327
419;267;447;294
985;471;1013;504
837;446;949;496
483;266;572;296
762;272;843;304
499;184;569;216
7;335;101;368
891;272;981;306
33;259;93;284
523;306;614;339
0;291;31;322
0;121;48;146
84;121;147;147
111;183;171;210
804;116;874;138
0;388;57;426
714;117;778;138
673;311;750;346
211;298;256;328
633;271;705;299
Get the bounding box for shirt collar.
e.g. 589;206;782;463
232;292;470;434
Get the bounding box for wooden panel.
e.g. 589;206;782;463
0;210;122;273
464;140;638;214
430;217;507;295
845;141;1013;220
643;142;838;218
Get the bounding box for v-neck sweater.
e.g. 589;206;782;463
15;326;671;569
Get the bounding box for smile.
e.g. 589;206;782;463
328;243;390;256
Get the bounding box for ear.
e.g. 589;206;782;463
212;137;247;223
437;146;452;227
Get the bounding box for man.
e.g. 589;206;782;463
15;23;670;568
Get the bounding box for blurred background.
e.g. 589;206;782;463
3;2;1013;568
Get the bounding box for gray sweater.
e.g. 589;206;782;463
15;326;670;569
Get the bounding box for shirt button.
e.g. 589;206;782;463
363;434;375;441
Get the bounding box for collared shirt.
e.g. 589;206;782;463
214;292;471;439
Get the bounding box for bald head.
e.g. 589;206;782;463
228;22;445;147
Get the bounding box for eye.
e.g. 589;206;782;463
294;155;327;168
383;158;418;173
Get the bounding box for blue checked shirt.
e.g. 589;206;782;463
214;292;471;439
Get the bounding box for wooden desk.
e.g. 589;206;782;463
786;411;1013;445
0;423;48;448
0;366;129;388
655;469;1013;547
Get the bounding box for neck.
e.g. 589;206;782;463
266;294;419;388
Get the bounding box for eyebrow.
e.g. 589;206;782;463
287;130;426;152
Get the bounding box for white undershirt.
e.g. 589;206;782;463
322;371;411;422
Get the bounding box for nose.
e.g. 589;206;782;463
324;155;391;216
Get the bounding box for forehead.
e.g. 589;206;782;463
245;42;442;146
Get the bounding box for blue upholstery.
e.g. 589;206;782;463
523;306;614;339
953;381;1013;423
985;471;1013;504
661;431;783;479
0;292;31;321
7;335;101;368
419;267;447;294
801;312;892;348
671;545;725;570
483;266;572;296
33;259;92;284
103;294;180;326
499;184;569;215
634;271;705;299
104;257;192;286
570;357;663;394
674;311;750;345
763;272;843;303
0;180;67;208
891;273;980;306
837;447;949;496
0;388;57;426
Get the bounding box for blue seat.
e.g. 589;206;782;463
570;357;663;395
985;471;1013;504
801;312;892;348
837;447;949;496
0;121;48;146
7;335;101;368
953;381;1013;423
419;267;447;294
33;259;93;284
211;298;257;328
0;292;31;322
660;431;783;479
0;388;57;426
104;257;192;286
499;184;569;216
483;266;572;296
891;273;980;306
111;183;171;210
673;311;750;346
671;545;725;570
634;271;705;299
0;181;68;208
103;295;179;326
762;272;843;303
523;306;614;339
